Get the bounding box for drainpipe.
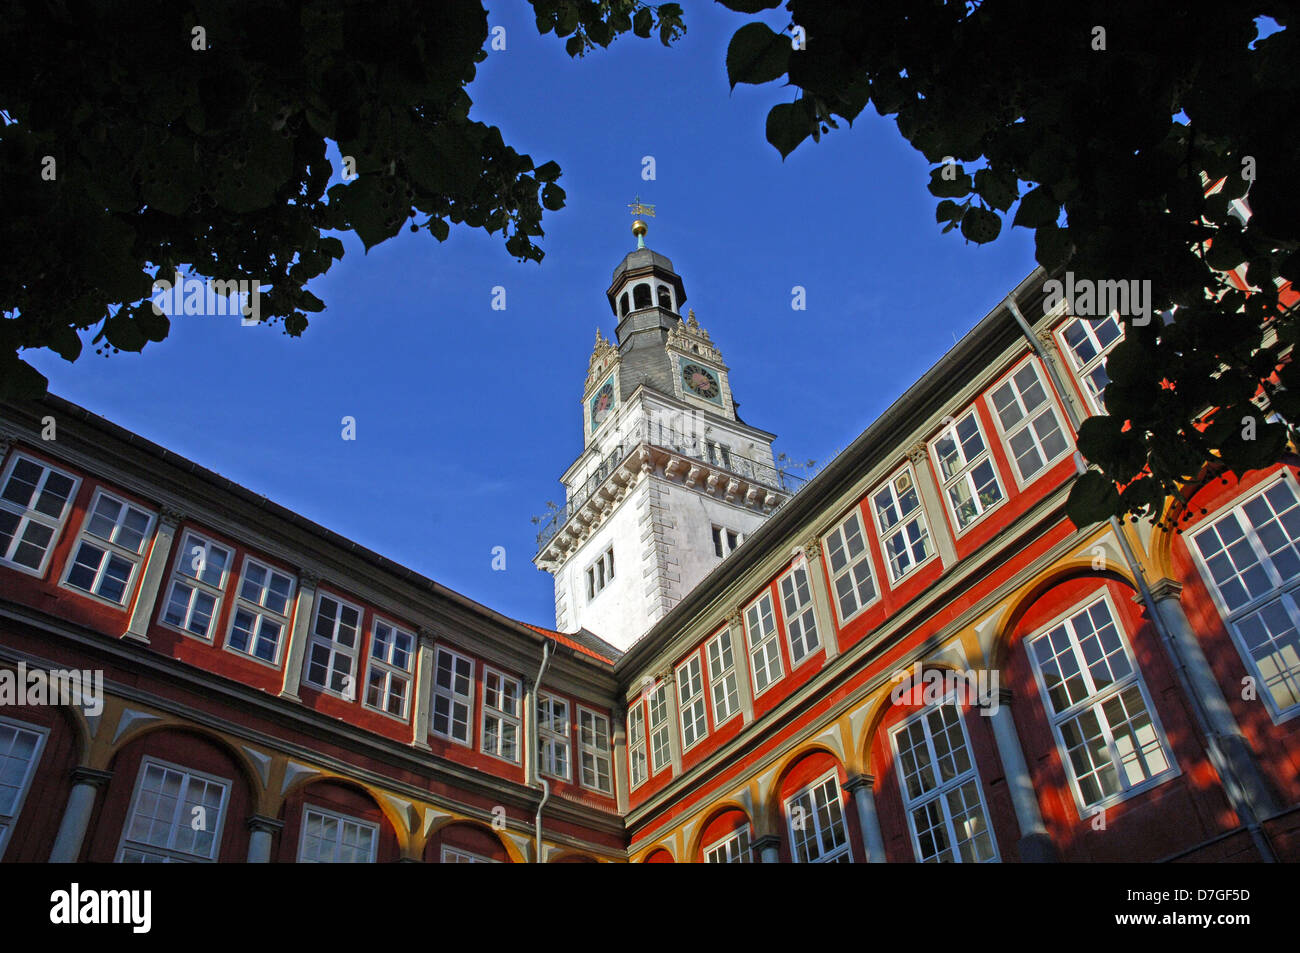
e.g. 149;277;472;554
1007;295;1276;861
529;640;553;863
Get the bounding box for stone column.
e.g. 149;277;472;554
49;767;112;862
278;570;320;701
843;774;888;863
123;507;184;644
798;537;839;662
410;628;436;750
752;833;781;864
612;707;630;814
245;814;283;863
1143;578;1280;818
906;445;957;569
664;676;683;775
727;609;755;725
987;689;1057;862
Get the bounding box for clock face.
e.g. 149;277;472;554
681;362;721;402
590;379;615;431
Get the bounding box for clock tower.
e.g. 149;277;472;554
533;219;800;652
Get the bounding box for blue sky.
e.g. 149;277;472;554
25;2;1039;628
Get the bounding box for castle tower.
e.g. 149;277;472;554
533;219;798;651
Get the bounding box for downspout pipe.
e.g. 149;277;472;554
1006;295;1276;861
530;640;553;863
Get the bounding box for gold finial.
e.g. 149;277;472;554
631;219;647;237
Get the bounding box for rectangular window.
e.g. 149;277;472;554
1191;478;1300;719
1029;595;1175;811
892;704;998;863
785;772;851;863
482;668;522;763
933;409;1005;531
442;846;496;863
160;530;233;640
648;683;672;774
706;629;740;725
628;704;648;788
577;708;612;793
537;692;571;780
363;619;414;718
431;647;474;745
744;592;784;695
872;466;934;582
704;828;753;864
63;489;155;605
779;564;821;666
298;806;377;863
989;359;1070;484
0;453;78;575
305;593;363;699
1059;315;1123;414
226;558;294;664
712;525;741;558
823;511;878;622
118;759;229;862
0;718;47;859
586;546;615;601
676;656;708;750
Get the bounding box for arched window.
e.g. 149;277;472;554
657;286;673;311
619;292;630;317
633;283;652;310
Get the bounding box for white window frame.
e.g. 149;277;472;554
431;646;475;746
628;702;648;789
60;488;155;608
703;827;753;864
223;556;295;667
675;655;708;751
778;563;822;668
0;452;80;578
297;805;378;863
821;510;879;625
743;591;784;697
870;463;936;583
537;691;571;781
706;629;741;728
158;529;233;642
1027;591;1179;816
585;546;615;602
441;845;497;863
1056;314;1124;415
784;770;852;863
481;667;522;764
0;716;48;860
930;407;1007;535
362;617;415;720
711;524;742;558
890;699;999;863
648;682;672;774
986;356;1073;489
116;757;230;863
1187;474;1300;722
305;590;365;700
577;706;613;794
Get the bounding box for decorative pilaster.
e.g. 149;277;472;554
410;628;437;750
906;443;957;569
798;536;839;662
726;608;755;725
123;506;185;644
279;569;321;701
49;767;113;862
245;814;284;863
752;833;781;864
987;688;1057;862
843;774;888;863
612;706;630;815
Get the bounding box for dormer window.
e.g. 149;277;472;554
633;283;652;310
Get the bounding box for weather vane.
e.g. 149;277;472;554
628;195;655;248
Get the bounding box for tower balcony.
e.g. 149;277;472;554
533;438;806;565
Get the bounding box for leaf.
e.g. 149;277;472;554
716;0;783;11
927;166;972;198
542;182;566;211
633;8;652;38
974;167;1018;213
935;199;960;224
1012;185;1059;229
534;160;562;182
960;206;1001;244
0;354;48;399
726;22;790;90
1065;470;1122;528
1034;225;1074;271
765;100;814;159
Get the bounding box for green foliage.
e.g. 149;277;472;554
0;0;683;396
715;1;1299;527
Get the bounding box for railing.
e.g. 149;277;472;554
533;439;806;552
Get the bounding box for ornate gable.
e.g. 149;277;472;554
585;327;619;393
667;309;724;366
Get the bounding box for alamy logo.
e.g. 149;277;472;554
50;883;151;933
0;662;103;717
151;270;263;325
1042;271;1152;325
888;662;1000;716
